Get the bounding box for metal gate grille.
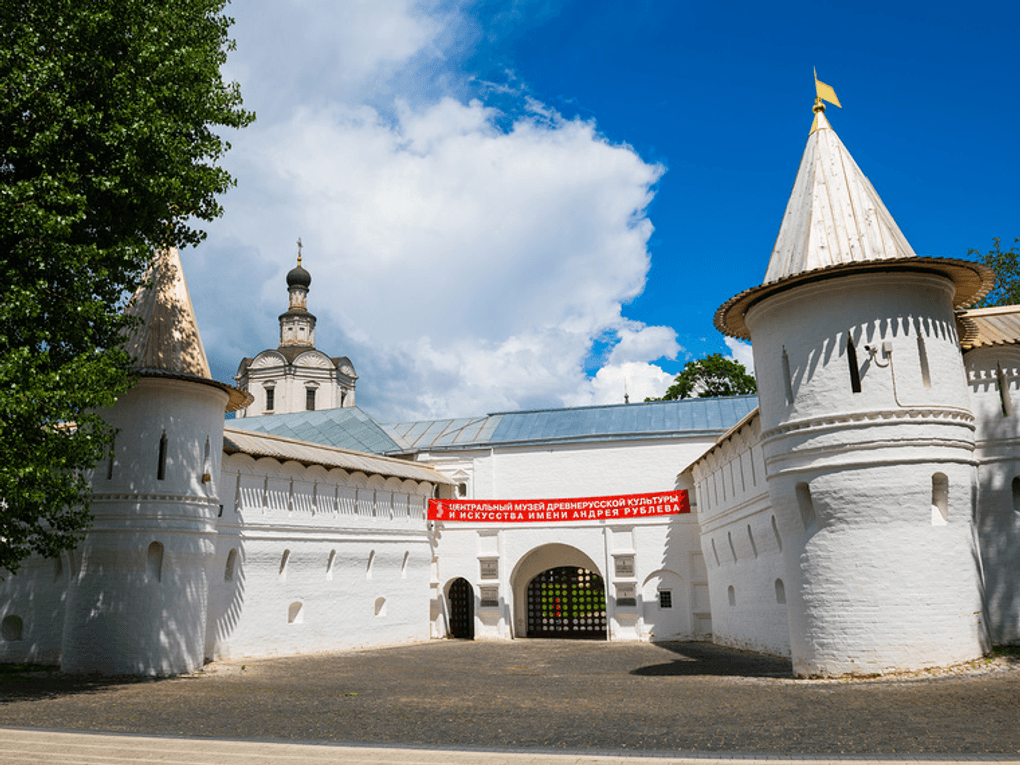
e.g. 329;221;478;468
526;567;607;639
448;577;474;639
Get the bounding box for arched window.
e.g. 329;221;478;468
225;549;238;582
775;579;786;605
932;473;949;526
727;585;736;607
147;542;164;583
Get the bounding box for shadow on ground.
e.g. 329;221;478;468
630;641;793;677
0;663;177;703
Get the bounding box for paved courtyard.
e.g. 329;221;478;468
1;641;1018;757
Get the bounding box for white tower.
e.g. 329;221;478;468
60;248;251;675
235;246;357;417
716;98;994;675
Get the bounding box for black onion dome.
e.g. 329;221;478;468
286;264;311;288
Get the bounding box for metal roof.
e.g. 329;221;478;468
959;305;1020;349
228;407;407;454
223;427;450;484
383;396;759;452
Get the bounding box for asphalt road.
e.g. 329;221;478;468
1;641;1018;756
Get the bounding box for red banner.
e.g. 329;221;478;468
428;490;688;523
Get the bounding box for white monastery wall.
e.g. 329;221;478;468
745;273;987;675
207;453;433;660
691;413;790;657
0;553;71;664
966;345;1020;644
430;514;703;643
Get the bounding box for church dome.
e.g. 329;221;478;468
287;263;311;288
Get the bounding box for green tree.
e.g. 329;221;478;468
970;237;1020;307
0;0;253;574
649;353;757;401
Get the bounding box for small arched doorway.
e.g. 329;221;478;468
447;577;474;639
526;566;607;639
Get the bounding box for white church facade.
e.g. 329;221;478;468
1;99;1018;677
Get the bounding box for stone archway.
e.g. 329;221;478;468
510;543;606;640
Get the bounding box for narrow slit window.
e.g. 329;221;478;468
747;524;758;559
997;363;1013;417
157;431;168;480
796;482;816;528
106;438;115;480
1012;476;1020;514
917;336;931;389
147;541;164;583
279;549;291;580
225;549;238;581
932;473;949;526
775;579;786;605
781;346;794;403
847;333;862;393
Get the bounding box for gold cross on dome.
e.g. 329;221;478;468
297;237;303;266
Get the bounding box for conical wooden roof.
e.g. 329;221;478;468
123;247;212;377
763;111;917;282
715;107;993;339
122;248;253;411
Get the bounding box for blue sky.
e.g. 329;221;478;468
191;0;1019;421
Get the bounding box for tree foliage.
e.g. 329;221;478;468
0;0;253;573
971;237;1020;307
650;353;757;401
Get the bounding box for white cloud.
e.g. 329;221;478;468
199;1;677;421
724;337;755;375
569;361;676;408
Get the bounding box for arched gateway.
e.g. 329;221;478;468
511;543;607;640
447;577;474;639
526;566;606;639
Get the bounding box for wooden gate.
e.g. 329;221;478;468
447;577;474;639
526;567;607;639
